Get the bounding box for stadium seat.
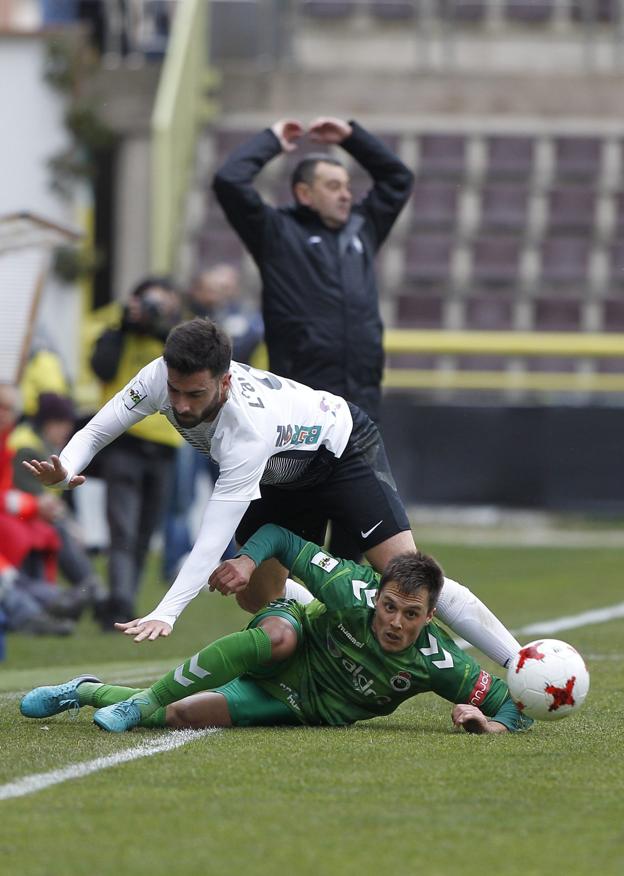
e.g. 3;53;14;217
484;135;535;180
552;136;603;183
602;297;624;330
546;186;597;234
214;129;254;163
196;227;246;267
452;0;488;23
369;1;417;20
396;292;445;328
404;233;455;284
470;235;523;285
505;0;555;23
301;1;358;18
411;181;461;230
570;0;619;23
607;236;624;285
418;134;467;179
464;294;515;330
533;296;583;330
479;183;530;233
539;234;592;285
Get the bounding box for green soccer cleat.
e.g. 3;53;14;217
20;675;101;718
93;698;147;733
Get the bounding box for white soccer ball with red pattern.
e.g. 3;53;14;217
506;639;590;721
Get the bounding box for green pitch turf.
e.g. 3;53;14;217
1;543;622;876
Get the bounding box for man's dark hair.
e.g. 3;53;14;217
291;153;346;196
379;551;444;612
164;318;232;376
130;275;176;298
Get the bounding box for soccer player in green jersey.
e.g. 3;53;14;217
20;525;531;734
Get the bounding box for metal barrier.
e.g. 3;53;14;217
150;0;218;274
383;329;624;393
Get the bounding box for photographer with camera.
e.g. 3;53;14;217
90;276;183;627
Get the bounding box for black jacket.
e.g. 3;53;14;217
213;121;413;421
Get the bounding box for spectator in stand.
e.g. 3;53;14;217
163;264;264;581
0;383;76;635
9;392;107;619
213;116;413;560
89;276;183;626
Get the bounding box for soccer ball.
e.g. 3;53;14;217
506;638;590;721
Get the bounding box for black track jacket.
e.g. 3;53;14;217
213;121;413;422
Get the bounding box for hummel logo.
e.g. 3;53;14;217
360;520;383;539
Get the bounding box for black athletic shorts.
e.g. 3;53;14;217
236;403;410;552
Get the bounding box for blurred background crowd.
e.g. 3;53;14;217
1;0;623;645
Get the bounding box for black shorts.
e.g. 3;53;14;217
236;404;410;552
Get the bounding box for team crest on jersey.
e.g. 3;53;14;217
311;551;339;573
123;380;147;410
390;671;412;692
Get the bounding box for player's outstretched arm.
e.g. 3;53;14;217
452;703;508;734
22;454;85;489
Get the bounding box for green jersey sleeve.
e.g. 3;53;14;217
418;622;529;730
238;524;380;609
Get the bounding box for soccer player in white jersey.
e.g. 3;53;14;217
24;319;519;668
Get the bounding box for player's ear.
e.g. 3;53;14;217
294;181;312;206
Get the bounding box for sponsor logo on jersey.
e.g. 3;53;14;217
123;380;147;410
468;670;492;707
325;637;391;705
390;671;412;692
311;551;339;573
278;681;302;713
275;423;322;448
338;623;365;649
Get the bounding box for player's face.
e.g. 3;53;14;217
298;162;352;229
372;583;434;653
167;368;231;428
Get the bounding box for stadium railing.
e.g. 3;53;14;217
150;0;219;274
383;329;624;393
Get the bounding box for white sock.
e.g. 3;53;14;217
283;578;314;605
436;576;520;669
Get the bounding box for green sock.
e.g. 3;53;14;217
140;707;167;729
78;683;141;708
145;627;273;715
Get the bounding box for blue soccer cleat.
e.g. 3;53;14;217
93;697;147;733
20;674;101;718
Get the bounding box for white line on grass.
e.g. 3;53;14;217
0;728;218;801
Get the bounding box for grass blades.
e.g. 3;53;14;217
1;542;623;876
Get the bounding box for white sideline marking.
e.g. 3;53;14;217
517;602;624;635
0;728;218;802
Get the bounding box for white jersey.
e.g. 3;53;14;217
59;358;353;627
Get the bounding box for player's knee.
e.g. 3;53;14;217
166;701;195;729
258;616;297;661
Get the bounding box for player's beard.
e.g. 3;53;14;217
173;384;228;428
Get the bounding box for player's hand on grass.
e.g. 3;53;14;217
452;703;507;734
22;454;85;489
115;618;172;642
308;117;353;144
271;119;304;152
208;555;257;595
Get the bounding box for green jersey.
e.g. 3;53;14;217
240;525;526;730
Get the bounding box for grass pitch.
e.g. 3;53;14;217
1;541;623;876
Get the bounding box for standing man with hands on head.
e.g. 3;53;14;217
213;116;414;559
